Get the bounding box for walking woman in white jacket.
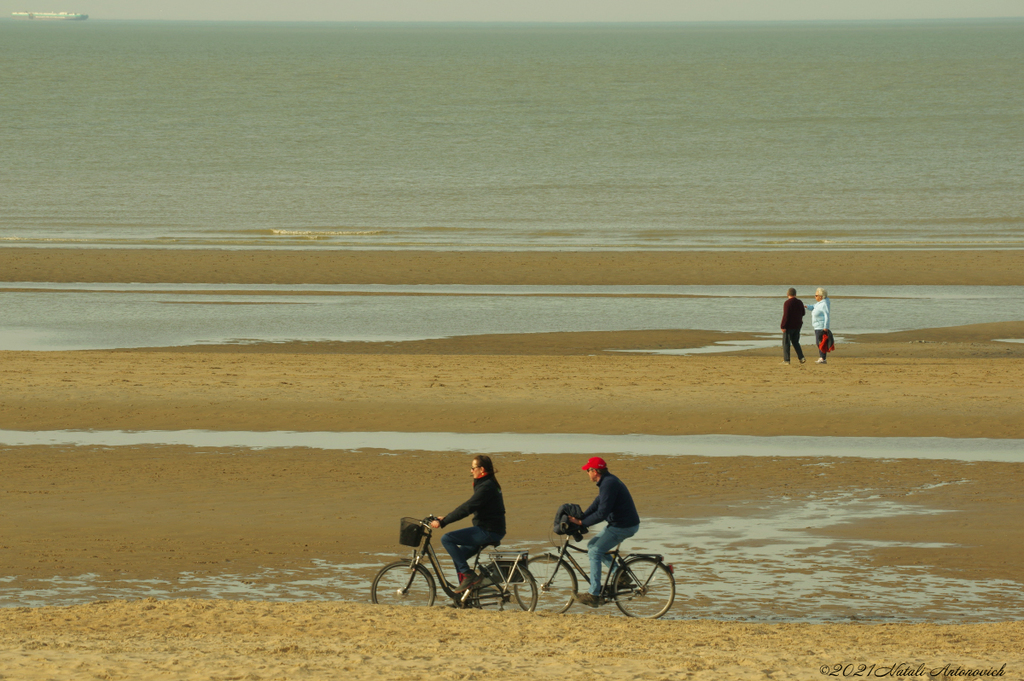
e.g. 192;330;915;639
806;288;831;364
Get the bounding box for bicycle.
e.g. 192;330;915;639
528;529;675;618
371;516;538;611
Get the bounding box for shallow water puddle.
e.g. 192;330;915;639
2;490;1019;622
2;430;1022;462
4;283;1024;351
627;495;1021;622
611;338;780;355
0;562;384;609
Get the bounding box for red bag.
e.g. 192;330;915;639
818;329;835;353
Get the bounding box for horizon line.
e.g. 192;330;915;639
6;16;1024;25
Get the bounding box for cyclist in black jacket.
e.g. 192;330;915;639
430;455;506;592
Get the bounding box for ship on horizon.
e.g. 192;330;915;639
12;11;88;20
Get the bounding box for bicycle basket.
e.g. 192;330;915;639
399;517;426;547
490;551;528;583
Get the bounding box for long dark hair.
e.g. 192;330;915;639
474;455;500;489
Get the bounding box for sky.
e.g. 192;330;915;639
4;0;1024;22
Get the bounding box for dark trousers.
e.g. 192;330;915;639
441;526;504;575
814;329;828;360
782;328;804;362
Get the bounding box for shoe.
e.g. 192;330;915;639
781;361;790;365
575;592;603;608
454;570;481;592
816;358;827;364
799;358;806;364
615;572;636;590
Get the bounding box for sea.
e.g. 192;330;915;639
4;21;1024;618
2;19;1023;251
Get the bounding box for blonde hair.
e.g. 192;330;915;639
815;287;828;298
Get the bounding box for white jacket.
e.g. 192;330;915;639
807;297;831;330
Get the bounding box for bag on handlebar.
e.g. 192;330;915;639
553;503;588;541
399;517;426;547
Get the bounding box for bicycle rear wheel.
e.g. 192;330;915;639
371;560;436;607
613;556;675;619
463;564;537;611
526;554;577;613
465;583;505;610
510;564;538;611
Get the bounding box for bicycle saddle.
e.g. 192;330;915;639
471;540;501;558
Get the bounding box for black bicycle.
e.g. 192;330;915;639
371;516;538;611
528;531;675;618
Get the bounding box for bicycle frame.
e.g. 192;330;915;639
543;534;662;599
406;522;524;608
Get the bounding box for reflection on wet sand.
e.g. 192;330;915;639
3;485;1019;623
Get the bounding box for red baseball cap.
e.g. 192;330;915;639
581;456;608;471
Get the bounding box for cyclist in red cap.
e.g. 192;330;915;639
566;456;640;607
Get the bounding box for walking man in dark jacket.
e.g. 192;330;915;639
430;455;506;592
566;457;640;607
781;287;806;365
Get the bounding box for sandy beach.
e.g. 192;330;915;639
2;249;1023;679
1;600;1021;681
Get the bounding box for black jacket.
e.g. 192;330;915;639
440;475;506;536
553;502;585;535
553;502;588;541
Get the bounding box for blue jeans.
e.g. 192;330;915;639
441;526;503;575
586;524;640;596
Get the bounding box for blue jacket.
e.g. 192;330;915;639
807;297;831;330
581;473;640;529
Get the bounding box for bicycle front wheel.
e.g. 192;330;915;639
371;560;436;607
613;556;675;619
526;554;577;613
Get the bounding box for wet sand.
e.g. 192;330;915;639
2;248;1023;679
3;323;1024;437
4;446;1024;586
3;247;1024;286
